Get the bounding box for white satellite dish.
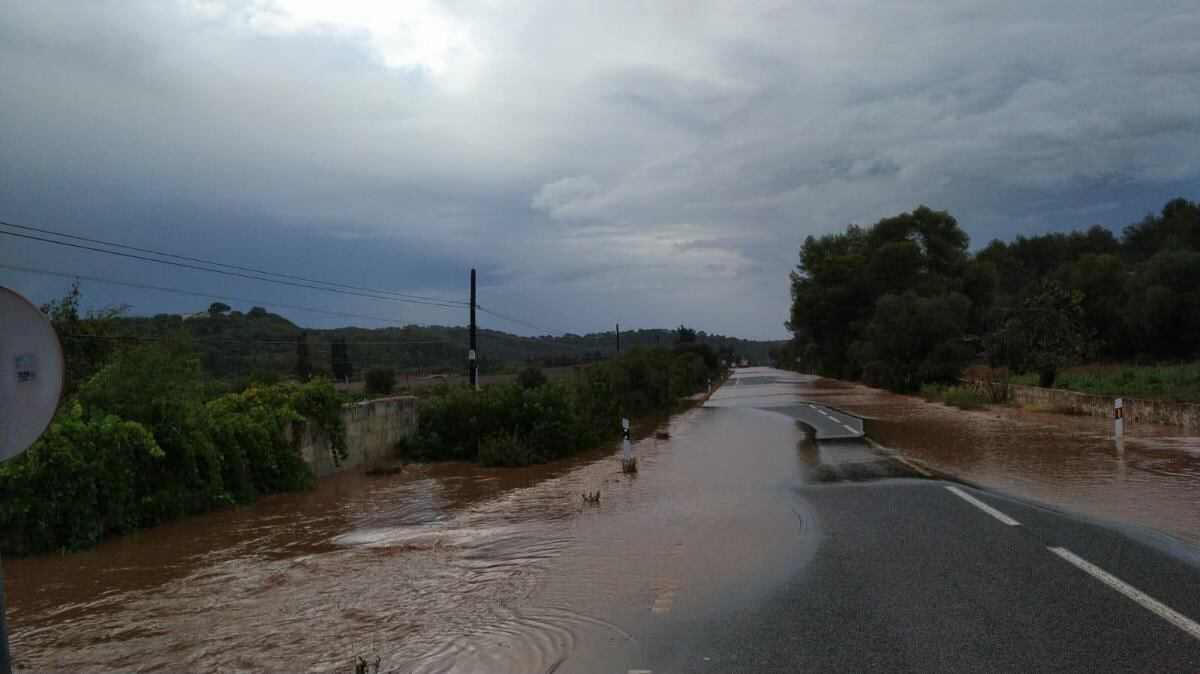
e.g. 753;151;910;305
0;285;65;462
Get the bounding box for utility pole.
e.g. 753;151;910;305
616;323;621;354
469;268;478;390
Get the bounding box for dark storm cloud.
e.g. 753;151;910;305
2;1;1196;338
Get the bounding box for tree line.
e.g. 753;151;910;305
779;197;1199;392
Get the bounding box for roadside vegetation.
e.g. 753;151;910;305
0;289;346;556
400;332;722;467
1010;363;1200;403
919;384;991;411
775;197;1200;395
2;293;721;554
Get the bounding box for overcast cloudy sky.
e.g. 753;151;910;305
2;1;1197;339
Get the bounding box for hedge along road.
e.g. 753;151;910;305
6;367;1200;671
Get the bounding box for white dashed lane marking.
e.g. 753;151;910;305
945;485;1021;526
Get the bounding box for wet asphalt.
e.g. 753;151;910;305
637;369;1200;672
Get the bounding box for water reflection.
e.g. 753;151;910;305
799;376;1200;548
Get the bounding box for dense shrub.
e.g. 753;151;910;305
0;342;345;555
517;366;548;389
941;386;989;410
364;366;396;397
401;346;720;467
0;403;162;555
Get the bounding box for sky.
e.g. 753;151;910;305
1;1;1197;340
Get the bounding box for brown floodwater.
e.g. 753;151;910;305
4;398;818;672
788;374;1200;549
7;368;1198;671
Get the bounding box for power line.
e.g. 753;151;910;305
0;228;466;309
477;305;572;336
0;219;627;353
56;333;450;346
0;263;448;327
0;219;469;307
475;328;595;353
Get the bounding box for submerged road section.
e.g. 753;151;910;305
5;367;1198;671
631;368;1200;672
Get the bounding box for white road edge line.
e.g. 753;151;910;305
945;485;1020;526
808;403;817;408
1049;547;1200;642
841;423;859;435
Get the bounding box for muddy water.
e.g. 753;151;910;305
791;375;1200;548
4;403;816;672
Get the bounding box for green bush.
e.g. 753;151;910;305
0;403;163;555
364;366;396;397
517;366;548;390
941;385;990;410
0;342;345;555
477;432;533;467
918;383;989;410
919;383;944;402
403;347;718;467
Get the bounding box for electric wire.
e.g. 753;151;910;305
0;219;468;306
0;229;465;308
0;263;439;327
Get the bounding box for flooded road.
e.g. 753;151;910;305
5;396;818;672
7;368;1199;671
790;375;1200;549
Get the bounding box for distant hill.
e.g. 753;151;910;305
111;307;785;382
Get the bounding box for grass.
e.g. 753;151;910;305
621;457;639;474
1010;362;1200;402
1021;400;1082;415
919;383;990;410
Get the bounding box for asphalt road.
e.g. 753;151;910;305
634;368;1200;672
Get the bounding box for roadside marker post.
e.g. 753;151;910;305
1114;398;1124;437
622;418;631;461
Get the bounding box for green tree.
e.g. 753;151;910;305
1121;197;1200;262
294;332;312;381
788;206;977;382
364;366;395;397
675;325;697;344
207;302;231;317
517;365;548;389
78;339;225;519
330;337;352;382
1122;250;1200;358
986;281;1090;387
849;291;973;392
39;281;128;395
1055;253;1129;355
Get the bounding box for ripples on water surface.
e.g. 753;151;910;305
6;403;813;672
8;372;1198;671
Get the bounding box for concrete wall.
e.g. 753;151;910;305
1006;384;1200;429
294;395;419;477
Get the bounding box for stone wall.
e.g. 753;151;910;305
1006;384;1200;429
294;395;419;477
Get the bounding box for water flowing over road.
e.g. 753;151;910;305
6;385;817;672
6;368;1200;671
